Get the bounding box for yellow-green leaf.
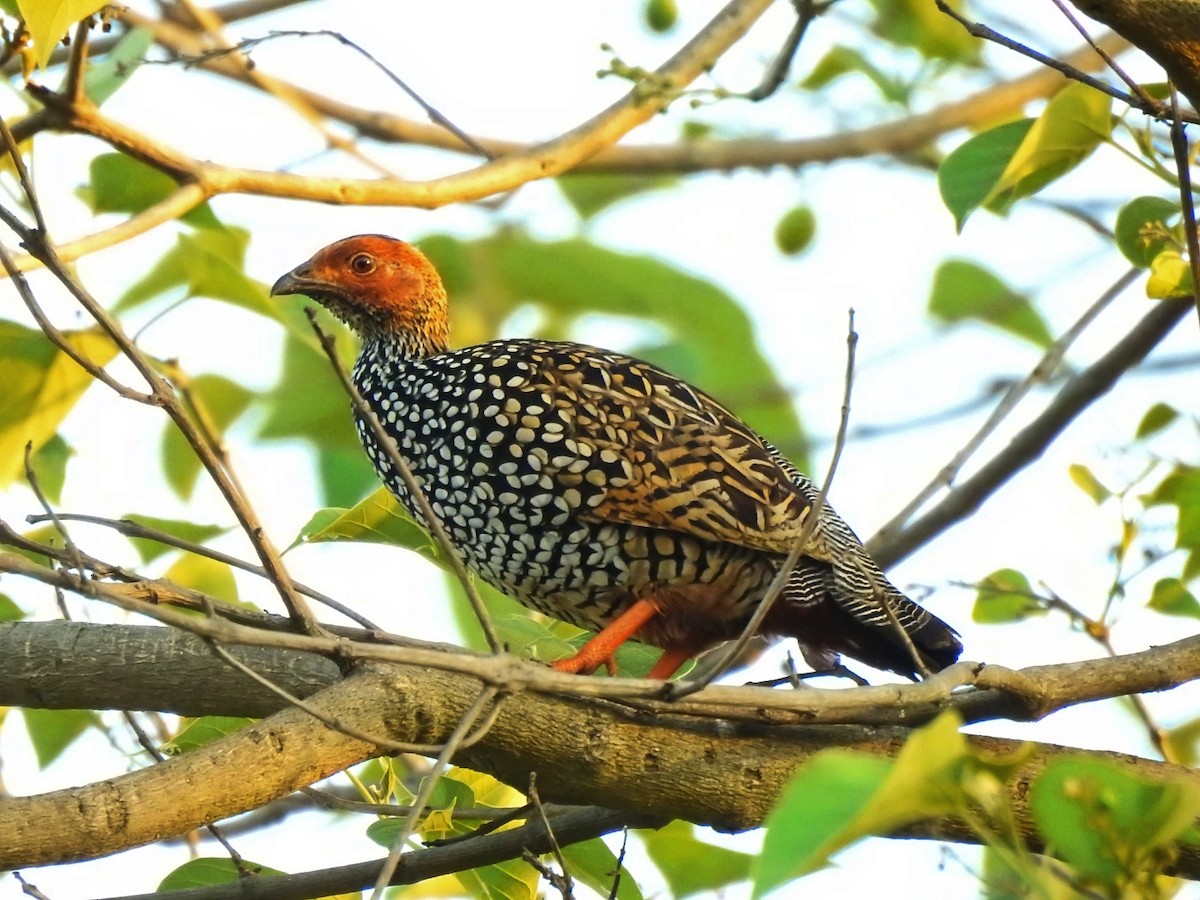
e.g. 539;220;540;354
16;0;106;70
163;553;238;604
163;716;256;755
0;321;117;487
1068;463;1111;505
158;858;287;892
291;486;441;566
1146;249;1194;299
985;82;1112;211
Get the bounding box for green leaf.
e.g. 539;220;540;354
495;614;581;665
973;568;1045;624
84;27;153;105
1146;249;1194;300
119;514;229;564
755;712;985;896
163;553;238;604
802;45;909;104
27;433;73;505
1135;402;1178;440
368;770;538;900
258;320;373;506
118;228;265;311
640;820;751;898
1031;757;1200;885
774;205;817;256
1149;468;1200;551
928;260;1053;348
557;172;678;219
1165;716;1200;767
79;153;221;229
290;486;442;566
161;373;254;500
1115;196;1180;267
445;573;532;651
21;708;99;768
986;82;1112;210
158;858;286;892
867;0;979;63
1148;578;1200;620
163;716;256;755
938;119;1034;231
0;321;118;487
0;593;25;621
754;752;894;894
16;0;106;69
561;837;645;900
1068;463;1111;505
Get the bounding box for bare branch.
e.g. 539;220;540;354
870;296;1194;568
7;626;1200;877
29;512;380;629
874;268;1141;543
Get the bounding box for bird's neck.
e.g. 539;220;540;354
361;328;447;362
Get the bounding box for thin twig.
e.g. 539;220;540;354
874;268;1140;541
370;686;502;899
935;0;1173;121
743;0;821;102
14;550;1200;732
0;108;45;235
665;309;858;699
300;786;523;819
1047;0;1158;110
64;18;91;104
202;29;493;160
28;512;380;630
1169;86;1200;328
869;297;1194;569
304;309;501;653
528;774;574;899
22;443;83;577
0;120;318;633
172;5;397;176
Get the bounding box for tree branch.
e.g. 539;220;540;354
5;631;1200;878
1072;0;1200;110
869;296;1193;568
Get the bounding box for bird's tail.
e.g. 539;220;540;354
767;558;961;680
761;452;962;679
764;505;961;680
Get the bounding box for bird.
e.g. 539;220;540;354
271;234;962;681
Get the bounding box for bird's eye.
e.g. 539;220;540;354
349;253;376;275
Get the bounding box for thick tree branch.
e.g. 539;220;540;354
4;639;1200;878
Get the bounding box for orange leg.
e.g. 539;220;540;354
552;598;660;676
646;643;705;680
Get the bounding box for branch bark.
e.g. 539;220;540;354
1072;0;1200;108
5;641;1200;877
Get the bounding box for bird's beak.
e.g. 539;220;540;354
270;263;320;298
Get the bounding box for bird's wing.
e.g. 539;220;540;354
530;344;829;559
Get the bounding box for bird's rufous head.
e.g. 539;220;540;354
270;234;449;353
